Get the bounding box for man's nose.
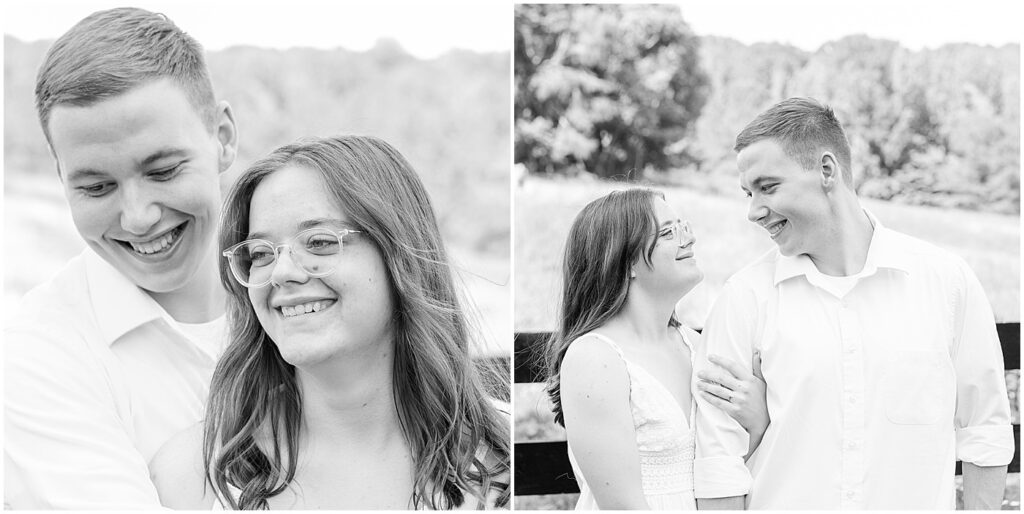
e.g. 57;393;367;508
119;183;161;235
747;196;768;224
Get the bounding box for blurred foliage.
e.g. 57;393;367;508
4;35;510;256
514;4;708;179
515;5;1020;214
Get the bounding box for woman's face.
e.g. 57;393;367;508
634;197;703;299
245;164;395;368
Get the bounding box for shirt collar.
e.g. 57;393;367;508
84;248;169;345
773;209;912;286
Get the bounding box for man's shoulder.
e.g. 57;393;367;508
6;252;100;359
881;227;972;276
724;247;780;292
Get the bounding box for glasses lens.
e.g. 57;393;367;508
294;229;342;276
229;241;276;286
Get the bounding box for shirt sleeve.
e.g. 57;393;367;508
950;260;1014;466
693;278;755;498
4;325;167;509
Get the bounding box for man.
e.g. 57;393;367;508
692;97;1013;510
4;8;238;508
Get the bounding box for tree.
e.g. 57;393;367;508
514;4;708;179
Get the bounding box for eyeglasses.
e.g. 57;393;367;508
655;220;693;242
222;227;362;288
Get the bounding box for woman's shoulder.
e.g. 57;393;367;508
562;331;625;368
559;332;631;403
149;422;217;509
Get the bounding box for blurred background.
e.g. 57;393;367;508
3;1;511;355
513;1;1020;509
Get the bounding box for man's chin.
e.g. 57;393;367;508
93;245;197;294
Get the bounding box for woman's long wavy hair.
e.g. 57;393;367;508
545;188;677;427
203;135;509;509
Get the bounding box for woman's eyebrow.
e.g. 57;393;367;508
245;218;353;240
297;217;350;230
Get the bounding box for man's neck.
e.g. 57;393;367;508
808;198;874;277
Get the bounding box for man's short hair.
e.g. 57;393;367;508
734;97;853;185
35;7;217;146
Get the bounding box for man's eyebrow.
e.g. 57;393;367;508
65;149;190;181
66;168;109;182
138;148;189;168
740;175;776;192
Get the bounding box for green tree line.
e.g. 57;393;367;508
4;36;511;253
515;4;1020;214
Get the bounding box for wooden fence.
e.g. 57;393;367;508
514;323;1021;496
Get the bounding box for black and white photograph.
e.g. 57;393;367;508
3;1;511;509
3;0;1022;511
513;1;1020;510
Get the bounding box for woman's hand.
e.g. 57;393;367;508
696;351;769;459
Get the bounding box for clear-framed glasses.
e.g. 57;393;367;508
222;227;362;288
655;220;693;243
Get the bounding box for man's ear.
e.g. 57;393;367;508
214;101;238;174
819;151;840;192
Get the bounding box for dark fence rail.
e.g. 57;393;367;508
514;323;1021;496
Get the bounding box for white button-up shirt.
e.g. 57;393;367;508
5;249;226;509
693;214;1014;510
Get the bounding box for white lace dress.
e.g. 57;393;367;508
566;328;697;510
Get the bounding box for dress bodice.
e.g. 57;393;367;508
567;327;697;510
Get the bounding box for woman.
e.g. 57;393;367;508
151;136;509;509
545;188;767;510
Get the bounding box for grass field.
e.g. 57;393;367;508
513;175;1020;509
515;176;1019;330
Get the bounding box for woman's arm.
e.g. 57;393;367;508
560;337;649;510
696;352;769;459
148;422;218;509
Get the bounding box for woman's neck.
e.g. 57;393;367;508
296;338;402;446
607;290;678;345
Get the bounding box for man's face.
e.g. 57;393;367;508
738;139;832;258
47;78;228;294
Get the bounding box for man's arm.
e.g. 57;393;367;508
5;326;165;509
150;423;216;509
949;261;1014;510
692;279;757;503
962;462;1007;510
698;496;746;510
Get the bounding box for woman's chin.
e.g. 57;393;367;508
676;270;704;298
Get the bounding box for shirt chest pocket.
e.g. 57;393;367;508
882;349;955;425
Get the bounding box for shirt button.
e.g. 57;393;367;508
845;441;858;450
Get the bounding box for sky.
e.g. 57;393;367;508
2;1;512;58
4;1;1020;57
678;0;1022;51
